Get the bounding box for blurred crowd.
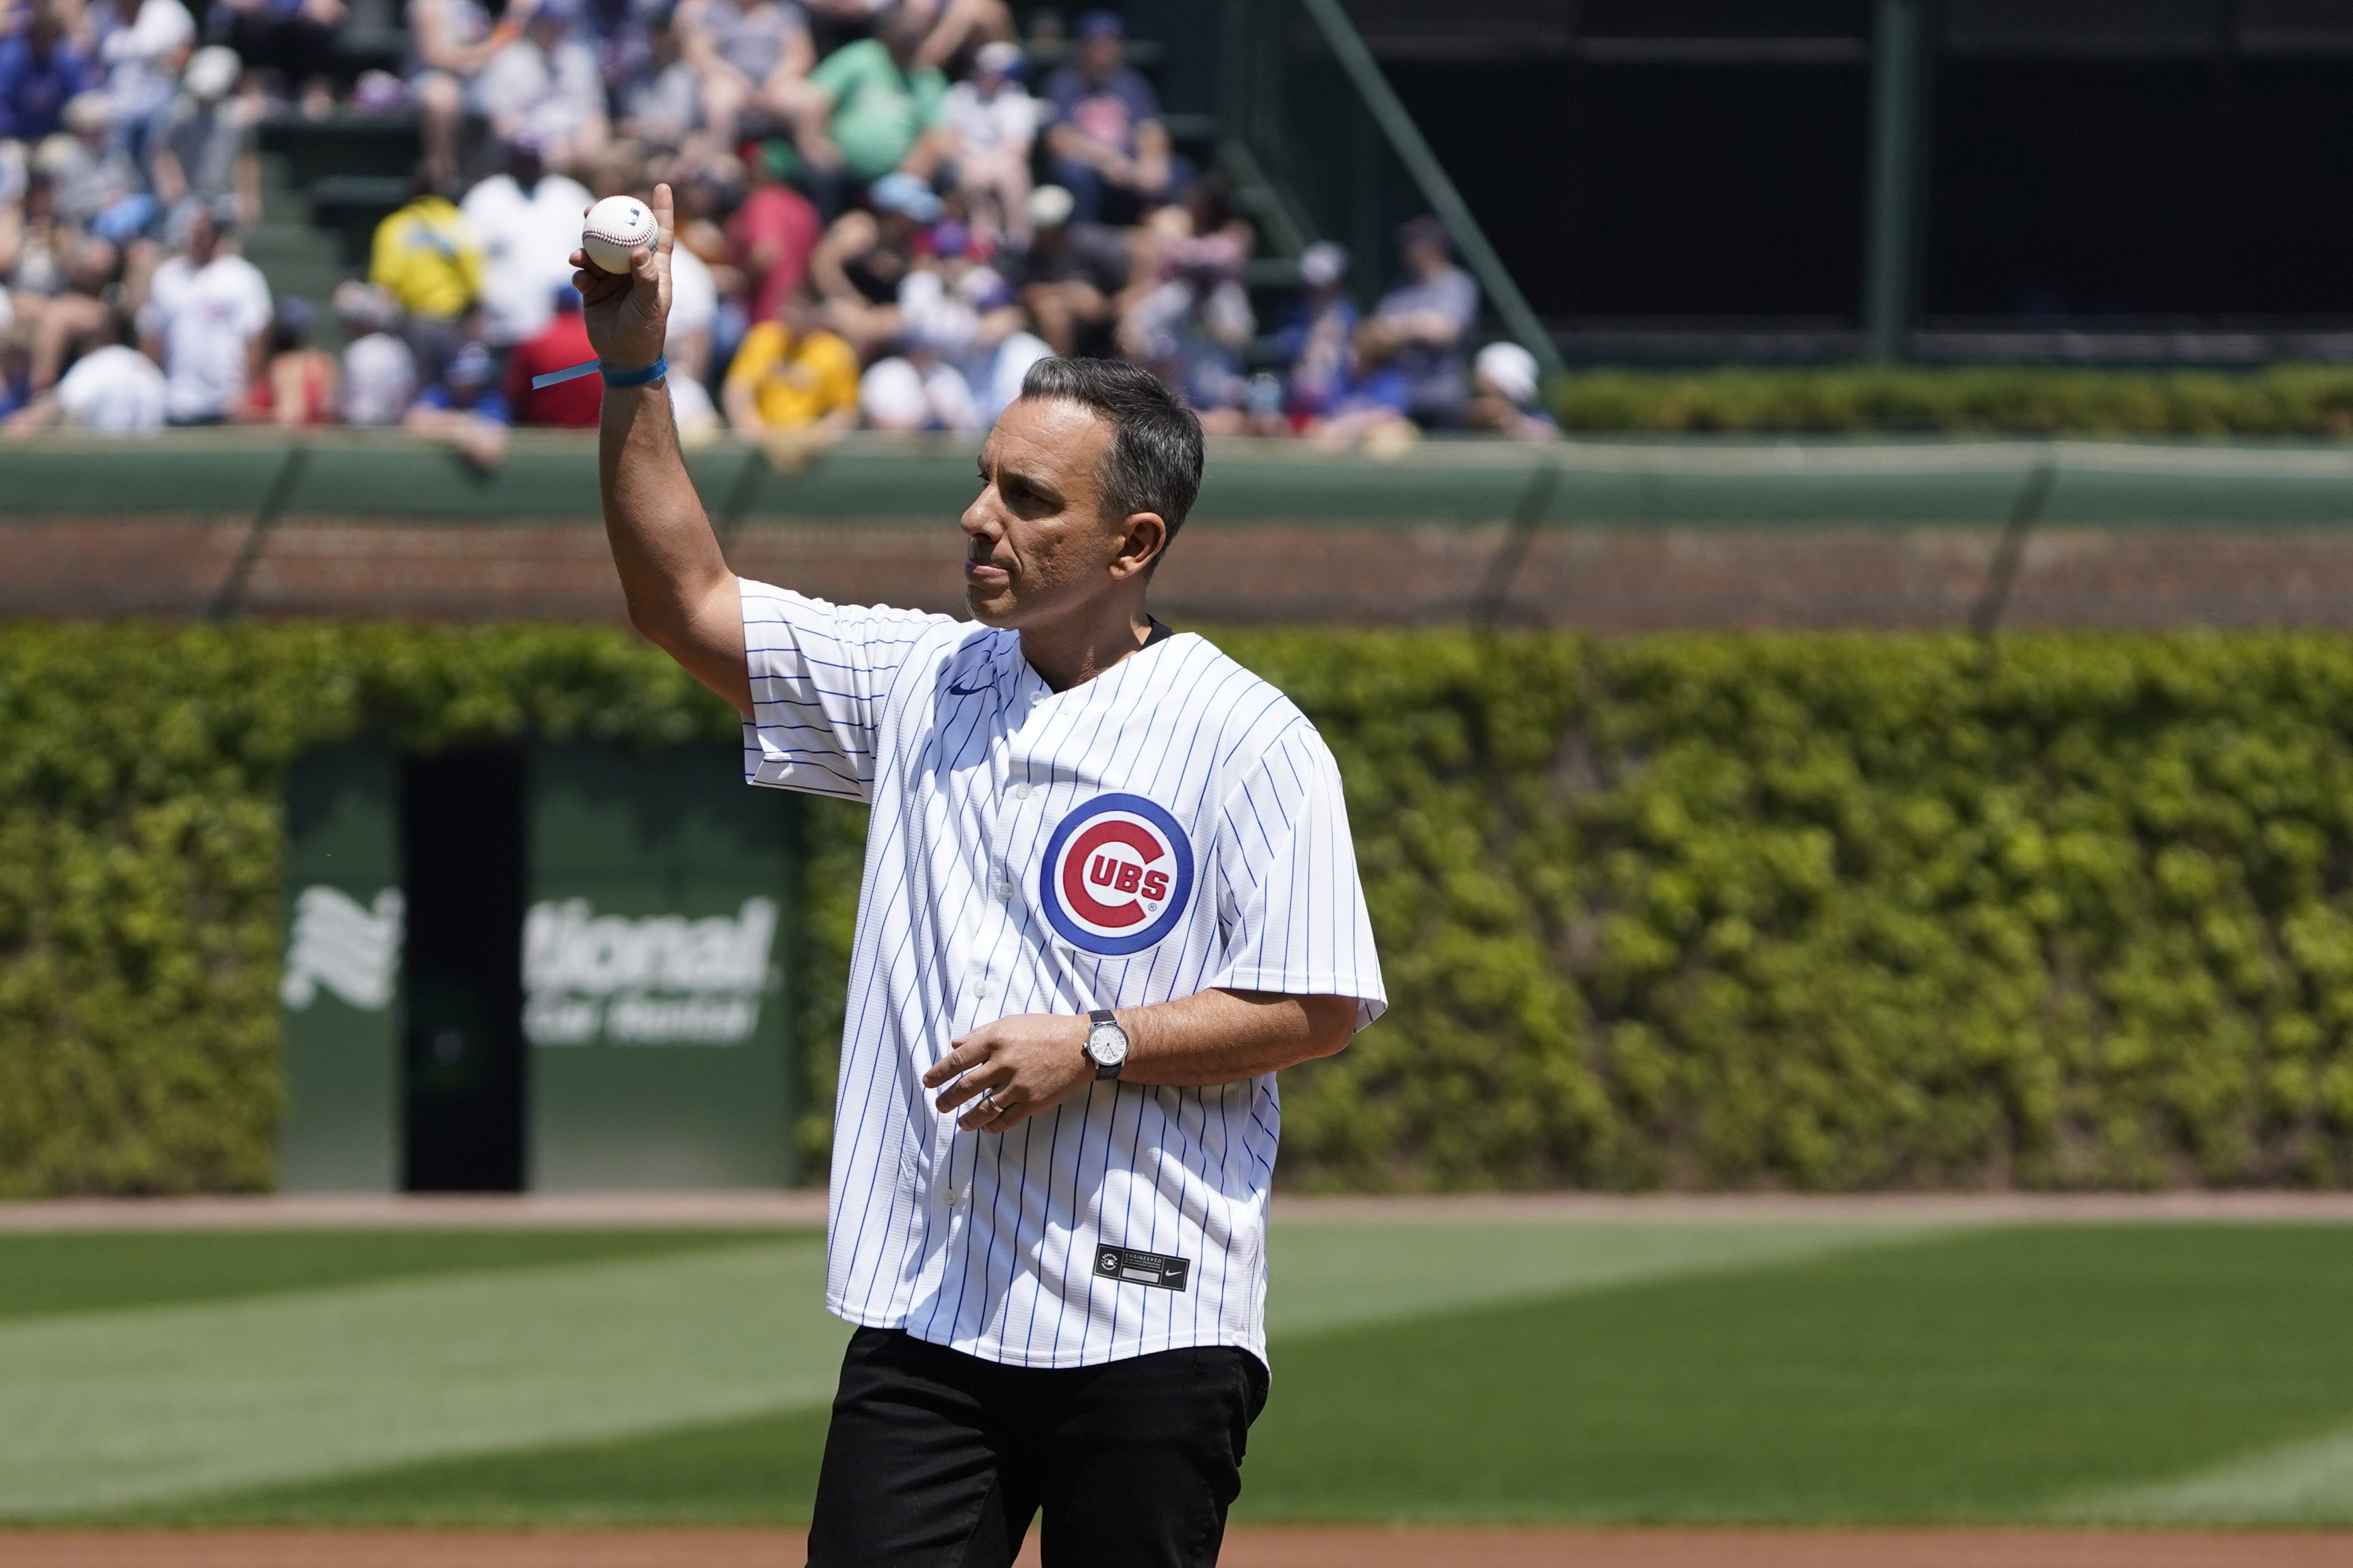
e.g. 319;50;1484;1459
0;0;1558;450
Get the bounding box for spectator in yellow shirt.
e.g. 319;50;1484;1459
369;172;484;322
723;292;861;434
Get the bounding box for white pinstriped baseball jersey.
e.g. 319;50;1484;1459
740;580;1385;1369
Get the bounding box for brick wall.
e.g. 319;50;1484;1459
10;514;2353;630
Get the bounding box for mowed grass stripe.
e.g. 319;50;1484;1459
2061;1422;2353;1526
126;1406;839;1527
0;1238;848;1519
1236;1225;2353;1525
1264;1218;1948;1339
109;1220;1947;1527
0;1230;793;1324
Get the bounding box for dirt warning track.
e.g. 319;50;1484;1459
11;1530;2353;1567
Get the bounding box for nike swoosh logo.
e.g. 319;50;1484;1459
947;676;994;696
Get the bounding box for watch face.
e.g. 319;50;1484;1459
1087;1020;1130;1066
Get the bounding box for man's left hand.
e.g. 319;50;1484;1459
924;1014;1099;1133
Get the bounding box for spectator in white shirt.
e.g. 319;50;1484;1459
475;0;607;170
5;312;166;433
459;136;592;347
333;279;418;425
90;0;194;164
135;203;271;423
941;39;1032;246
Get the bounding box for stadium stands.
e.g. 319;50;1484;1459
0;0;1562;444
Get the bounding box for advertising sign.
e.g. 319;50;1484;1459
526;742;801;1189
277;744;403;1191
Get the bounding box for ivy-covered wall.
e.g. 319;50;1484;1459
9;624;2353;1196
1547;363;2353;435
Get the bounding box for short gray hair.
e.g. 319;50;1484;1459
1018;357;1205;567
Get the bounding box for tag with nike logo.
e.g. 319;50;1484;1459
1094;1244;1191;1291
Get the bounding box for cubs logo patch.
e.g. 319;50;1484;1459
1038;792;1195;956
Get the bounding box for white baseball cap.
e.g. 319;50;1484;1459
1026;184;1076;231
1475;342;1540;406
184;46;242;103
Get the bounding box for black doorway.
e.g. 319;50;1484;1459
400;746;528;1191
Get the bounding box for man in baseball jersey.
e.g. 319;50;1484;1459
574;186;1385;1567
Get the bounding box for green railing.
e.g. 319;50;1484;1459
1213;0;1563;374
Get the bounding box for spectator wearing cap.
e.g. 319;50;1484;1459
476;0;609;170
333;278;417;425
152;47;254;236
805;166;932;355
1273;240;1356;428
1466;341;1557;442
890;219;1037;420
941;38;1032;247
726;137;822;326
1008;181;1127;357
370;166;483;323
3;309;166;433
785;3;950;216
405;334;508;467
461;135;592;349
136;201;270;424
244;296;338;424
406;0;526;185
722;288;858;435
1364;213;1478;427
503;282;598;426
90;0;194;168
675;0;811;153
1041;10;1171;225
0;0;94;142
213;0;345;119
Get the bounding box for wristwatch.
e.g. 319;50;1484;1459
1083;1010;1130;1080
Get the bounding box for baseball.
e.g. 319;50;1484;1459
581;195;657;274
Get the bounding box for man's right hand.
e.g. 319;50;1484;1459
573;182;673;372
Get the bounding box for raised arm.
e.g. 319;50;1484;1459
573;182;751;717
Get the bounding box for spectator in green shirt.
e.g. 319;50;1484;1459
785;4;947;214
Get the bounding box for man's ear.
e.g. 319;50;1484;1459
1110;511;1167;582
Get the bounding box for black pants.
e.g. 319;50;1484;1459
806;1328;1269;1568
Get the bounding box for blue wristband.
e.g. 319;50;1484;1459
600;356;667;388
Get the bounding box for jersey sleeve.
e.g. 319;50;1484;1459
739;578;952;803
1206;722;1387;1031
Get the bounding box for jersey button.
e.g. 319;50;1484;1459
974;982;993;999
994;882;1013;901
1010;784;1032;801
942;1186;960;1207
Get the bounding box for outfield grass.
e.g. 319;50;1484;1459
7;1218;2352;1528
0;1230;772;1322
